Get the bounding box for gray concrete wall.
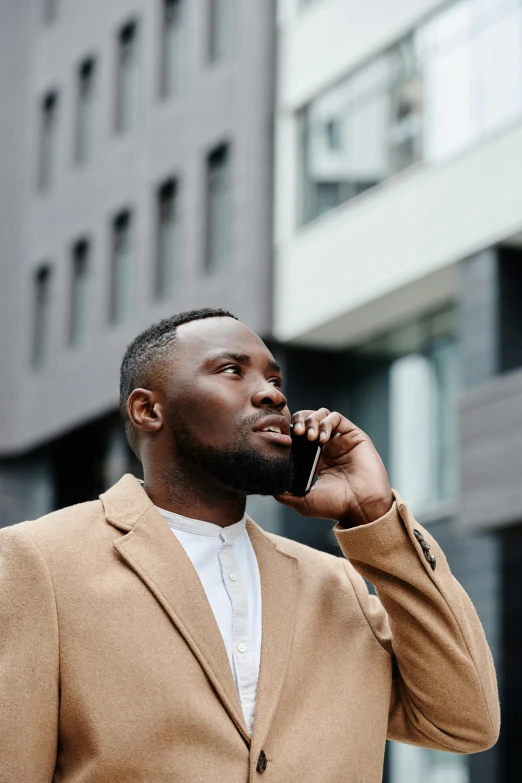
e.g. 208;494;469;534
460;368;522;533
0;0;35;448
0;0;276;455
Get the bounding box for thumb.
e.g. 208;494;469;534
273;491;313;516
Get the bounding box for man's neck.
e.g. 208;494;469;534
142;465;246;528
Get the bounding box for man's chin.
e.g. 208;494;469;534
211;449;294;496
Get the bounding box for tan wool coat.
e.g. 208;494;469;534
0;475;499;782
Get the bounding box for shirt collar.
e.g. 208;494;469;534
155;506;247;539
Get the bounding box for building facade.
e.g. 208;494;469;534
0;0;276;524
275;0;522;781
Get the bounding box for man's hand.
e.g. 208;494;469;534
275;409;394;527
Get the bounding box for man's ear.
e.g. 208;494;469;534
127;388;164;434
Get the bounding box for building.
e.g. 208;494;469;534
275;0;522;781
0;0;276;523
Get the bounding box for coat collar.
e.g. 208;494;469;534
100;475;298;748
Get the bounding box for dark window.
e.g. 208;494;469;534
38;91;59;192
32;265;52;367
43;0;59;24
209;0;237;62
160;0;185;98
115;21;140;133
206;143;232;272
110;210;133;324
70;239;91;347
156;179;181;298
74;58;97;164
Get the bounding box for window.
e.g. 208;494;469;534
70;239;91;347
389;743;468;783
298;40;422;224
160;0;185;98
32;265;52;367
209;0;237;61
156;179;181;298
74;57;97;164
110;210;133;324
351;309;459;517
38;91;59;192
43;0;59;24
298;0;522;224
206;144;232;272
115;21;140;133
420;0;522;161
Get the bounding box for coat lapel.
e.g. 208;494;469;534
101;475;250;745
246;519;299;745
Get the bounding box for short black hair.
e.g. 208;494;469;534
119;308;237;457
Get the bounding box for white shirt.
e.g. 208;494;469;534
155;506;262;733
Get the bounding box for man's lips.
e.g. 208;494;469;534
252;415;292;447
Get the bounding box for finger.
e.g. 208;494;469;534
302;408;331;440
318;410;343;443
291;410;314;435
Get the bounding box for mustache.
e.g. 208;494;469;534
241;410;287;429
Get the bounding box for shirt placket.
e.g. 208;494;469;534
219;529;258;734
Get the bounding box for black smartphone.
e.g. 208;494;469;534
288;425;323;496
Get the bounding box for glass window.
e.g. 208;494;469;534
473;3;522;135
32;265;52;367
74;57;97;165
160;0;185;98
110;210;133;324
206;143;232;272
209;0;237;62
43;0;59;24
115;21;140;133
156;179;181;298
70;239;91;348
299;45;421;224
38;91;59;193
351;309;459;517
389;742;468;783
419;0;475;161
390;353;438;511
298;0;522;224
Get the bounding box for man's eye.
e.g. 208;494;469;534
222;365;241;375
270;378;282;388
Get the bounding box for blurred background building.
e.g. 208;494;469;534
1;0;522;781
0;0;276;520
275;1;522;781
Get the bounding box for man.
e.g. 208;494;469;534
0;308;499;782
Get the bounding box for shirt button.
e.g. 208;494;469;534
229;571;238;582
224;529;232;538
237;642;248;653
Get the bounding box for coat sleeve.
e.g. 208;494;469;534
0;527;59;782
335;493;500;754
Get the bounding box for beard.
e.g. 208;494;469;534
169;411;294;495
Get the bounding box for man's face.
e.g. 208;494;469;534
160;317;294;495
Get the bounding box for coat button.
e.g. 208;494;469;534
256;750;267;773
428;554;436;570
413;529;423;540
420;540;431;551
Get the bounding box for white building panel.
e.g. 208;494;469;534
275;120;522;343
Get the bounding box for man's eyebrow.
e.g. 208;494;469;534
209;351;251;364
208;352;282;373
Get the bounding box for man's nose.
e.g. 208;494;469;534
251;383;287;410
